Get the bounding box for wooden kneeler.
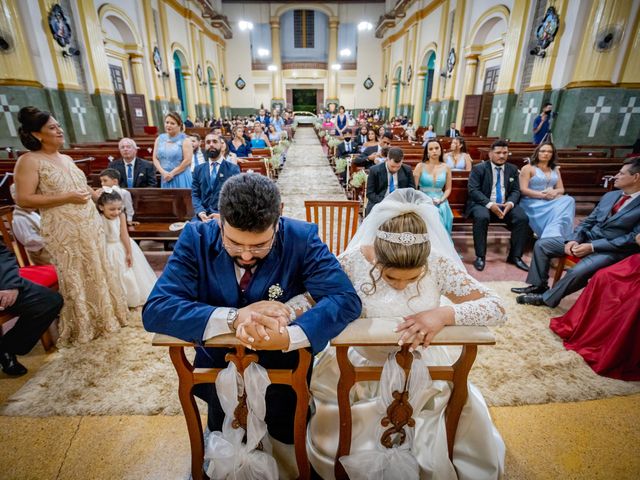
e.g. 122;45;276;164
330;322;496;479
152;334;312;480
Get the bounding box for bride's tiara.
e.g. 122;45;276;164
376;230;430;245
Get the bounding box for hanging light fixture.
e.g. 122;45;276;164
257;48;270;57
339;48;352;57
239;20;253;31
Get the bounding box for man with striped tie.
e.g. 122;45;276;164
365;146;415;216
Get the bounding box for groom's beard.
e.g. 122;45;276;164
232;255;265;270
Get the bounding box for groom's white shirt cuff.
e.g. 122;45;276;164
203;308;311;351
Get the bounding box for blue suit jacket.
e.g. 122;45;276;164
142;217;362;366
570;190;640;254
191;160;241;217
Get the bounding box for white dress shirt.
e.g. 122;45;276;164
203;264;310;351
385;163;399;196
616;190;640;214
486;162;514;209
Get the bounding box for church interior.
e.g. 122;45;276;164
0;0;639;479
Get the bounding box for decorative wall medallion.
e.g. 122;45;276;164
536;7;560;50
406;65;413;83
48;4;72;48
447;48;456;73
384;74;388;89
0;31;13;52
363;76;374;90
220;74;226;89
196;64;203;82
235;76;246;90
153;47;162;72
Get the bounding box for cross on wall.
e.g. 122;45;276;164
71;97;87;135
104;100;118;133
427;105;435;125
522;98;539;135
439;104;448;127
584;96;611;138
0;95;20;137
492;100;504;132
619;97;640;137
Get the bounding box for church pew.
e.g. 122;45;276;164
0;172;13;205
576;144;634;158
127;188;193;240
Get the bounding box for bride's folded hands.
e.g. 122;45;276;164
396;306;456;351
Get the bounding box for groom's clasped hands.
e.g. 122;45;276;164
233;300;293;350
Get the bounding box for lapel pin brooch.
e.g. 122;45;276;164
268;284;283;301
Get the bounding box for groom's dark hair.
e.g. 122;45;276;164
218;173;281;232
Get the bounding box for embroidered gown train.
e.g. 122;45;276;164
307;248;506;479
37;157;129;345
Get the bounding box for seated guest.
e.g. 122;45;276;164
356;125;369;147
365;147;415;215
9;184;52;265
250;123;271;148
99;169;136;225
519;141;575;239
271;109;285;132
0;241;63;376
550;233;640;381
227;125;252;158
360;128;378;152
513;157;640;306
192;132;241;222
184;116;194;128
256;108;270;128
466;139;530;272
422;124;437;145
335;128;357;158
445;137;473;171
355;131;392;168
108;137;157;188
404;120;417;142
377;125;386;139
445;122;460;138
189;133;206;172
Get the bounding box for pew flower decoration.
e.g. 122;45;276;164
268;155;280;171
268;284;284;301
279;139;291;149
335;157;348;174
318;130;326;138
291;120;298;131
328;137;341;149
350;170;368;188
313;122;321;131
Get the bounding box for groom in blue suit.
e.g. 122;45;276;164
192;132;241;221
143;173;362;444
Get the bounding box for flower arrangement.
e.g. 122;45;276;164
350;170;367;188
279;139;291;149
268;284;284;301
291;120;299;131
318;130;326;138
327;137;341;149
335;157;348;174
268;155;280;171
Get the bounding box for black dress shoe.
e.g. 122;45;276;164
507;256;530;272
511;284;549;294
516;293;547;306
0;350;27;377
473;257;485;271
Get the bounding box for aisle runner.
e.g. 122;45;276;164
277;128;346;221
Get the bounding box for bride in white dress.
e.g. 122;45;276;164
306;189;506;479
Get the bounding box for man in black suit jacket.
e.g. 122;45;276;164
365;147;416;215
445;122;460;138
107;138;157;188
335;128;358;158
355;131;393;168
355;125;369;147
0;241;63;376
513;157;640;306
466;139;530;271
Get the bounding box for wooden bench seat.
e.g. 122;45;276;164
128;188;193;240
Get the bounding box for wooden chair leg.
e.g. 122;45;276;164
552;256;567;287
444;345;477;459
293;350;312;480
39;329;55;352
169;346;209;480
334;346;356;480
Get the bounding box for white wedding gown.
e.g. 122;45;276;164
307;248;507;479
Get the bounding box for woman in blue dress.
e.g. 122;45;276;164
413;139;454;235
519;141;575;238
152;112;193;188
335;105;348;137
445;137;473;171
227;125;252;158
250;123;271;148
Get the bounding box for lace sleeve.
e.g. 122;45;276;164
432;255;507;326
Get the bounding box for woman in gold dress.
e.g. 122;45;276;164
13;107;128;346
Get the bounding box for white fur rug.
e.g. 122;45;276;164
2;281;638;416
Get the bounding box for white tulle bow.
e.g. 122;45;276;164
340;350;438;480
204;362;278;480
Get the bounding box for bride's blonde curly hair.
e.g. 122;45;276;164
361;211;431;295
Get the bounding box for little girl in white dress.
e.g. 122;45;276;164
96;189;157;308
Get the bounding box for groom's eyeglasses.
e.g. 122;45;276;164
221;227;276;255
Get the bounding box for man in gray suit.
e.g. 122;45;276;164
513;157;640;307
365;147;415;215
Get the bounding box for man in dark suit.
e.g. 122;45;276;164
108;138;157;188
355;125;369;147
355;131;393;168
466;139;530;271
256;108;270;129
143;173;361;449
513;157;640;307
365;147;416;216
335;128;358;158
192;132;241;221
0;241;63;376
445;122;460;138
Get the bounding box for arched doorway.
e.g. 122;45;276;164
207;66;216;119
420;51;436;126
173;51;188;120
391;66;402;117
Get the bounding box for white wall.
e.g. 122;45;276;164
20;0;58;89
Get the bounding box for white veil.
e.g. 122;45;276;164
345;189;463;267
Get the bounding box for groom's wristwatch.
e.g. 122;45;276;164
226;308;239;332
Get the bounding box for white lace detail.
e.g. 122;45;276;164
285;293;314;323
431;255;507;326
